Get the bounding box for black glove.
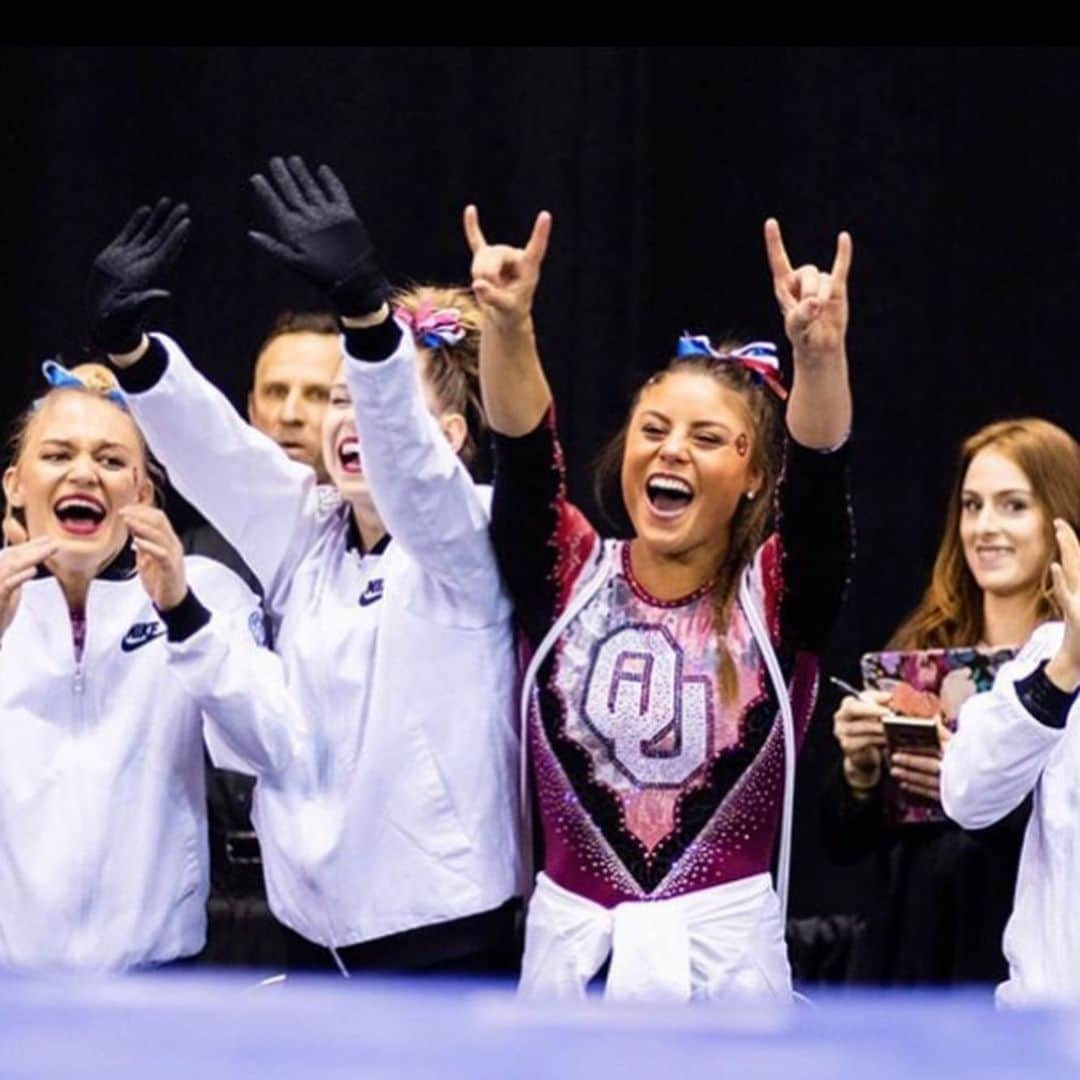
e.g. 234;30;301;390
87;198;191;355
248;155;388;318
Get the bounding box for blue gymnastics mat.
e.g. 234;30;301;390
2;972;1077;1078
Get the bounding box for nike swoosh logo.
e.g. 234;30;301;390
358;580;384;607
121;622;166;652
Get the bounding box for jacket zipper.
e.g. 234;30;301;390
71;597;91;962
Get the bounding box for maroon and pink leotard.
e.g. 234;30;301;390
491;412;850;907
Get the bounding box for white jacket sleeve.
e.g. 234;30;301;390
166;565;312;790
344;331;501;598
123;333;324;614
941;623;1070;829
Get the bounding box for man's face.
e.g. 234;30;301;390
248;331;341;481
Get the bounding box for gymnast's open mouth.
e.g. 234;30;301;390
337;437;362;475
53;494;107;536
645;473;695;518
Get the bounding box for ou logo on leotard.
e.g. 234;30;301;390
583;624;713;787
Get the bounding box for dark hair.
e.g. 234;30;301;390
595;343;784;702
256;310;339;359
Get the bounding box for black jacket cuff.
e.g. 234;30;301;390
343;318;403;363
156;588;211;642
109;336;170;394
1015;659;1079;730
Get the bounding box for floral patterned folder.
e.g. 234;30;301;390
859;646;1016;826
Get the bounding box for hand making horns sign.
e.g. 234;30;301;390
764;217;852;363
463;205;552;326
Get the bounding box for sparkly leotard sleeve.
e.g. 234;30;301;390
492;410;851;907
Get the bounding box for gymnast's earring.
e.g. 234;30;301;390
745;489;757;501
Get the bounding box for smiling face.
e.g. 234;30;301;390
321;362;369;511
3;391;152;578
620;370;761;572
320;353;468;521
960;448;1050;601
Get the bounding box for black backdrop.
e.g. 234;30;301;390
5;46;1080;919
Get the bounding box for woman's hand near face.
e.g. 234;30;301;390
1046;518;1080;692
120;506;188;611
0;536;59;641
834;690;889;794
2;511;28;547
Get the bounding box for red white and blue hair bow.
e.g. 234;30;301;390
41;359;128;409
394;301;467;349
676;334;787;400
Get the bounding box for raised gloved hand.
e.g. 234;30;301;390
87;198;191;355
248;155;387;318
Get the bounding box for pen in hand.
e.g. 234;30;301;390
829;675;866;699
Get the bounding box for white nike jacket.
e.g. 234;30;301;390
941;622;1080;1004
0;555;298;972
120;332;522;948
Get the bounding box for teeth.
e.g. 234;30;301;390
57;497;101;509
647;476;693;496
338;437;362;473
55;497;105;516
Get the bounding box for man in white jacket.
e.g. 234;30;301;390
942;517;1080;1004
